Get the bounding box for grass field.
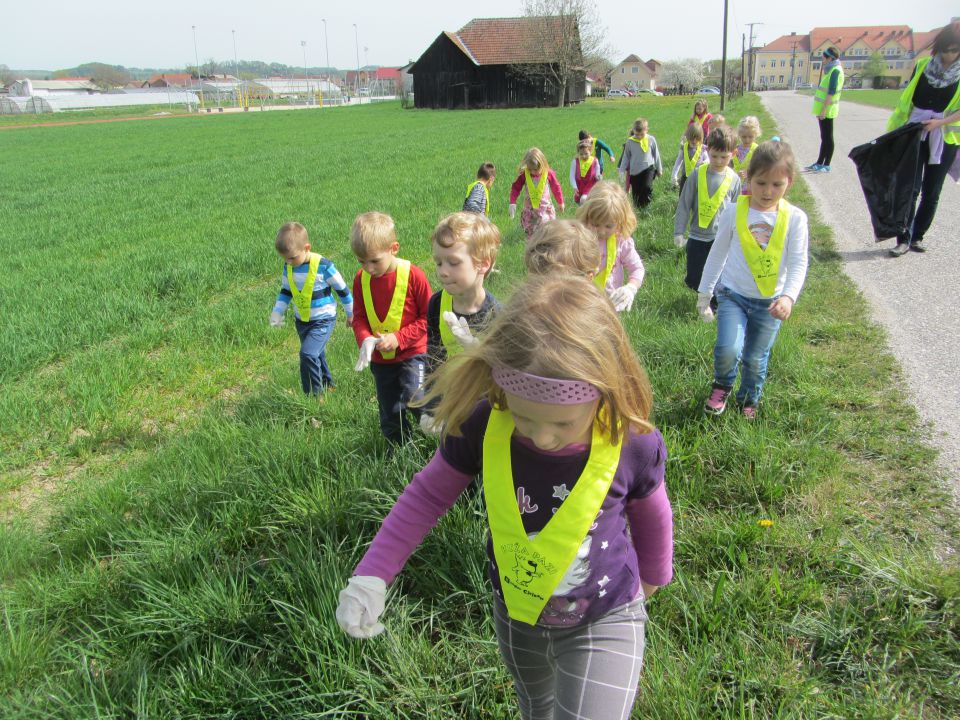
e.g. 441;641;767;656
795;87;902;110
1;96;958;718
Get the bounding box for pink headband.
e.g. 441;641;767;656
491;367;601;405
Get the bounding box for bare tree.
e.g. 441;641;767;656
660;58;704;93
515;0;610;107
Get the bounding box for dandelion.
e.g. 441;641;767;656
758;519;774;528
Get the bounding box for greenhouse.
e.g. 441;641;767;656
0;89;199;114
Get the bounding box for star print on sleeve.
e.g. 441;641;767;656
552;484;571;501
597;575;610;588
600;540;609;550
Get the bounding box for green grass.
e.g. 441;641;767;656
1;96;957;718
796;87;901;110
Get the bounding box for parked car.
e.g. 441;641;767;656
635;88;664;96
697;86;721;94
607;89;630;97
796;82;813;89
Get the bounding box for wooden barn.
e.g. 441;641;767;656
411;16;586;109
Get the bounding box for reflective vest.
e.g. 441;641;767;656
593;234;617;290
466;180;490;215
812;64;844;119
438;290;463;357
683;140;702;177
287;253;321;322
697;165;736;229
629;135;650;153
735;195;790;297
578;157;595;178
887;56;960;145
732;143;758;175
360;259;411;360
524;169;548;209
482;408;622;625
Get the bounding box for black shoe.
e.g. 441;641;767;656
889;242;910;257
909;241;926;253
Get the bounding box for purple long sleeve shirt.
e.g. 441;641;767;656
355;401;674;626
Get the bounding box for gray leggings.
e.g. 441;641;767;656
493;595;647;720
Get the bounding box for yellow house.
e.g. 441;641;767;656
610;55;659;92
753;25;948;91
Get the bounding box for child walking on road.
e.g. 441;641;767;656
337;275;674;720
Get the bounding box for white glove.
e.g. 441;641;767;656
354;336;382;371
269;311;284;327
442;311;477;347
419;413;442;436
336;576;387;639
608;284;638;312
697;292;715;322
673;234;686;248
508;204;516;219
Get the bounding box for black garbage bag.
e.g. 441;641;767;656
848;122;923;241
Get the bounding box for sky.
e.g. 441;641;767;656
4;1;956;72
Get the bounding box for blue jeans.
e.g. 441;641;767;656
713;286;782;406
295;317;335;394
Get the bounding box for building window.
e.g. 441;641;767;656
781;60;786;67
799;60;803;67
761;61;766;67
779;75;784;83
621;68;624;74
632;66;638;73
896;61;904;68
812;62;821;70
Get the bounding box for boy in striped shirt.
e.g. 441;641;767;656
270;222;354;394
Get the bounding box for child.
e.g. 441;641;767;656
618;118;662;209
336;275;674;720
524;218;601;279
712;113;727;128
421;212;502;429
698;140;809;419
673;126;741;298
350;212;432;444
463;162;496;215
269;221;354;394
670;123;708;195
731;116;762;184
570;140;601;205
578;129;616;175
509;148;565;237
689;99;713;139
576;181;645;312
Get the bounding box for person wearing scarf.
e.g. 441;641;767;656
888;25;960;256
808;46;843;172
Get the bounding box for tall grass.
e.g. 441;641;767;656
1;97;957;718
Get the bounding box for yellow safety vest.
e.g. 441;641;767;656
683;141;702;178
438;289;463;357
578;157;594;178
697;165;736;229
482;408;622;625
524;169;548;210
287;253;322;322
593;234;617;290
812;64;844;119
591;137;598;157
629;135;650;153
735;196;790;297
887;56;960;144
732;142;758;175
466;180;490;215
360;259;411;360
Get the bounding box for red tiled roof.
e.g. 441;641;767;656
146;73;195;86
454;16;572;65
913;27;945;53
621;54;642;63
374;67;401;81
758;34;811;53
810;25;913;53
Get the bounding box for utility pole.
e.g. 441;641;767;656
192;25;204;109
232;29;240;107
741;33;746;94
301;40;308;104
789;34;799;89
720;0;728;110
353;23;360;103
322;19;330;79
745;22;763;91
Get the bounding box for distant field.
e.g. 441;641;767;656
796;87;901;110
1;97;956;718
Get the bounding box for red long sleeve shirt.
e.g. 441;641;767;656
352;262;431;363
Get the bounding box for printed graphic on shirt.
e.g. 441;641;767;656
516;486;538;514
748;219;774;250
539;534;593;625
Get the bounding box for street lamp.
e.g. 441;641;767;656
322;19;330;78
301;40;308;104
192;25;204;109
353;23;360;103
232;29;240;107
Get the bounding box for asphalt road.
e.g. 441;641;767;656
759;90;960;489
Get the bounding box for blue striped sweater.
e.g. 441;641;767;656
273;256;354;322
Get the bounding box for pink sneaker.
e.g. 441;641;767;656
704;386;731;415
742;404;757;420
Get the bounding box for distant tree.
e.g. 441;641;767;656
661;58;704;91
515;0;611;107
863;52;888;88
53;62;131;88
0;64;14;87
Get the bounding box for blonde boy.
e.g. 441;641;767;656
351;212;432;444
270;222;353;395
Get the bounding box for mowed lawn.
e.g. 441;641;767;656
1;97;958;718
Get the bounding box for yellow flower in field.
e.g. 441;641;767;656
758;519;774;528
